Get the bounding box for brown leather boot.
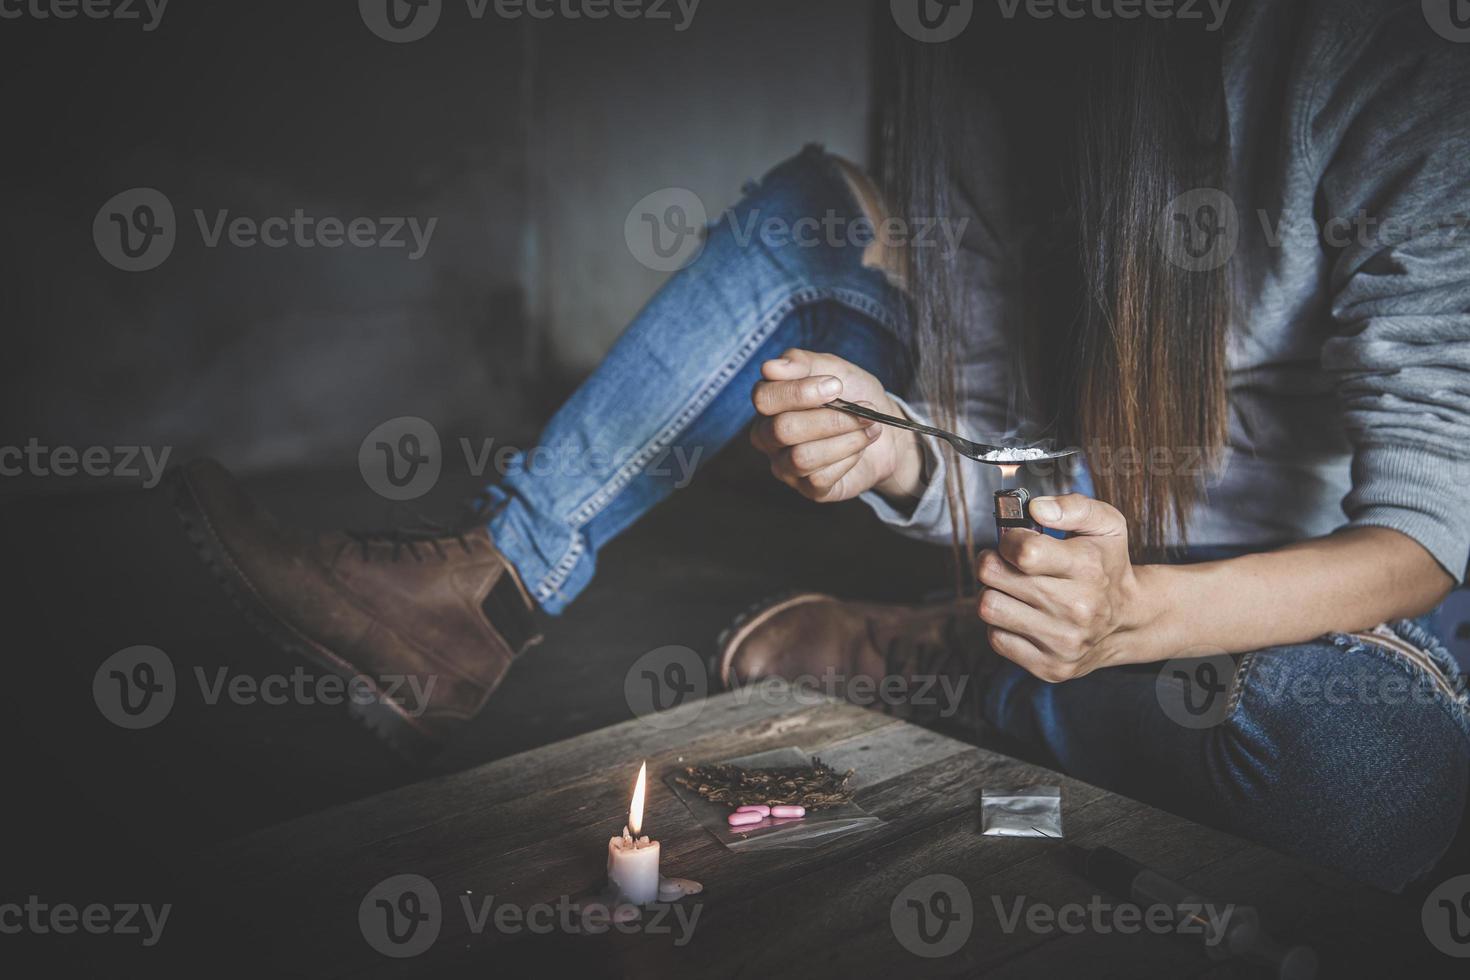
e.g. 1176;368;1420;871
169;459;541;758
717;593;994;729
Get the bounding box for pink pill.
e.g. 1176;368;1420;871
736;805;771;816
727;810;764;827
770;805;806;819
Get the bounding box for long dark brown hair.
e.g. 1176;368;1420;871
874;9;1232;579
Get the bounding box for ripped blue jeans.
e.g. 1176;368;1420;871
486;145;1470;892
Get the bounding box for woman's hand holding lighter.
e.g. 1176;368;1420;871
976;494;1159;682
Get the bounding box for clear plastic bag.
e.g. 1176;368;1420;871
981;785;1064;838
665;747;883;851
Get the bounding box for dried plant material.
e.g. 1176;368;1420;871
673;759;854;809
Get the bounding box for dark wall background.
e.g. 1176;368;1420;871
0;0;871;485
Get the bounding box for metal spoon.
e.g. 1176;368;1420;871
825;399;1077;466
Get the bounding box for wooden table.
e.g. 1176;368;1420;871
195;692;1438;978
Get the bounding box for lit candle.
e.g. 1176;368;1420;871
607;761;661;904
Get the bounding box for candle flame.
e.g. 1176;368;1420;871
629;761;647;837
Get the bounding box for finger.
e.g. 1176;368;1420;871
750;413;867;456
751;375;844;416
977;586;1053;640
759;407;873;450
975;548;1052;606
779;428;880;477
802;453;863;495
978;549;1092;623
981;586;1090;663
985;626;1049;673
761;348;862;382
987;628;1070;681
996;528;1073;577
760;349;815;381
1028;493;1127;538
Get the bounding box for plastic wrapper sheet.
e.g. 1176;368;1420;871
666;747;883;851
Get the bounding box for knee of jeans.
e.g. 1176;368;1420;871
1206;642;1469;890
720;146;880;271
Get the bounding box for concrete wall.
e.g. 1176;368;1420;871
530;0;871;369
0;0;871;481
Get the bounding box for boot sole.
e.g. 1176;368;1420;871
167;469;441;764
714;592;832;689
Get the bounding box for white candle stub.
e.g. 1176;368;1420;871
607;761;661;904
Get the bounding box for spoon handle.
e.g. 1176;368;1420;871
825;399;955;442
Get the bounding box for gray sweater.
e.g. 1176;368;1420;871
863;0;1470;582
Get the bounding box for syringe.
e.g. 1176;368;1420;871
1067;843;1319;980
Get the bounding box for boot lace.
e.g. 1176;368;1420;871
341;495;500;563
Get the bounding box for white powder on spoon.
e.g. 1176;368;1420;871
978;446;1050;462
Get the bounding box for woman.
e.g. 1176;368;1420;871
726;2;1470;895
174;0;1469;891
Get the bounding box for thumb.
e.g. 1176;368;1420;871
761;348;816;381
1028;493;1127;538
